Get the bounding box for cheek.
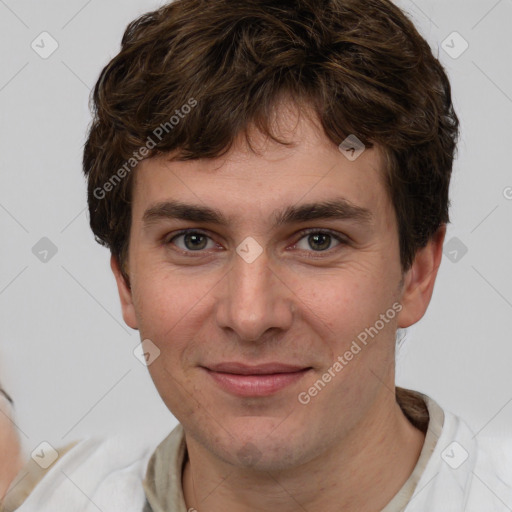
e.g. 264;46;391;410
132;268;184;347
131;265;217;357
293;262;390;328
296;267;399;372
131;271;207;413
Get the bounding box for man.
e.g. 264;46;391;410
4;0;512;510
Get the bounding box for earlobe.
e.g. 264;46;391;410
110;254;139;330
397;224;446;329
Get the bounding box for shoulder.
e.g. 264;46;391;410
2;435;153;512
403;394;512;511
469;433;512;508
439;407;512;510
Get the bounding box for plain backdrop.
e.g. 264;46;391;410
0;0;511;457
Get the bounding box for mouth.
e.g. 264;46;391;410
201;362;312;397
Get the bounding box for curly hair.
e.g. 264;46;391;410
83;0;459;278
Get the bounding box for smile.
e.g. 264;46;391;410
202;363;312;397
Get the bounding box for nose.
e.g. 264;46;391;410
215;241;294;343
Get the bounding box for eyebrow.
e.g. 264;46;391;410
142;197;373;229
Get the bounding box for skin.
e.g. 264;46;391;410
112;101;446;512
0;394;23;499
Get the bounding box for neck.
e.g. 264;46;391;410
182;388;426;512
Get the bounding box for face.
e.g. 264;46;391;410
113;103;430;471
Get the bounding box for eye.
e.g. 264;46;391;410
166;230;218;253
164;228;348;256
293;229;346;253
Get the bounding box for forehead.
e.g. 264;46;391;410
131;103;392;231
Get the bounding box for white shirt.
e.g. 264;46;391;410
5;391;512;512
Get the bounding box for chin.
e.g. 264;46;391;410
206;418;315;472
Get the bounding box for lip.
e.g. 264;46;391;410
202;362;312;397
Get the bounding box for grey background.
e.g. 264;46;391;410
0;0;511;458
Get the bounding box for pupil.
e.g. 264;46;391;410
185;233;207;250
309;233;330;251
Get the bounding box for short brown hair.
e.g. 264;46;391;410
83;0;459;277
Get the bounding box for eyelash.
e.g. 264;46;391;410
164;228;348;257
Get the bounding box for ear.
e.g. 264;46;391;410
396;224;446;328
110;254;138;330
